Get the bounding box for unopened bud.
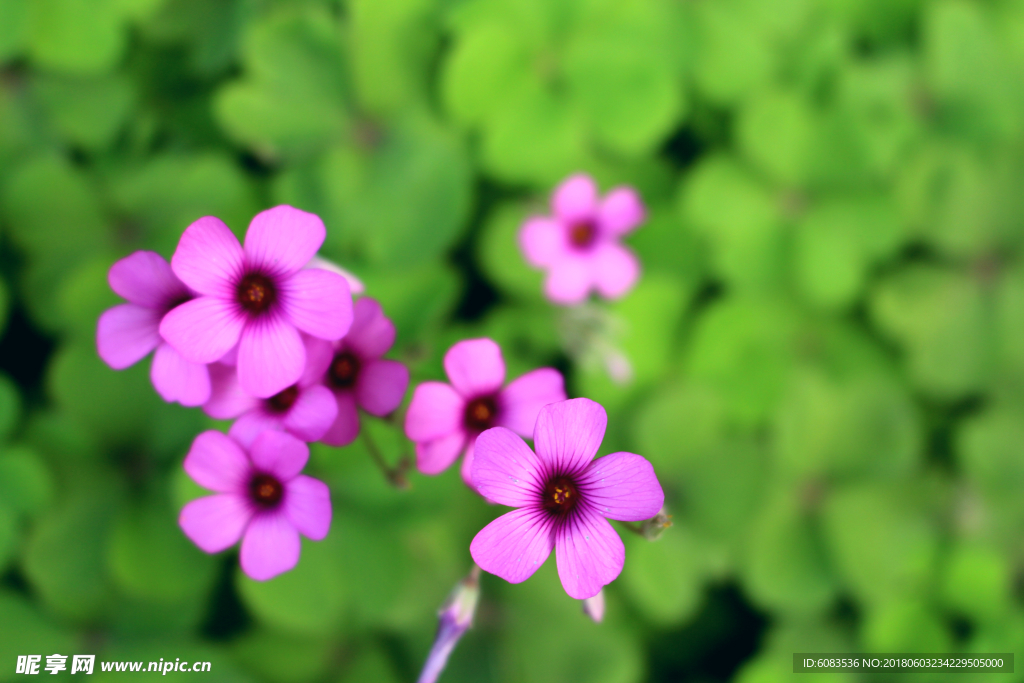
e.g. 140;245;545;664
306;255;365;295
417;565;481;683
582;589;605;623
640;507;672;540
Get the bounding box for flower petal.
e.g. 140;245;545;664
183;430;251;493
444;338;505;397
534;398;607;476
243;205;325;277
544;257;592;305
283;475;332;540
470;507;555;584
416;431;466;475
240;512;301;581
150;342;211;406
519;217;567;268
345;297;395;359
108;250;187;309
320;390;360;446
250;430;309;481
472;427;545;507
555;510;624;599
596;187;645;236
356;359;408;416
280;268;353;341
228;409;283;449
578;452;664;522
203;363;259;419
97;304;161;369
237;313;305;398
460;437;477;488
159;296;245;364
171;216;244;297
552;174;598;224
404;381;464;442
299;336;335;387
497;368;566;437
591;242;639;300
282;384;338;443
179;494;251;553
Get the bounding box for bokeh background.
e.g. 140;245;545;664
1;0;1024;681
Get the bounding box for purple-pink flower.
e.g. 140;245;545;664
404;338;566;487
202;336;338;448
469;398;664;599
160;205;353;399
306;297;409;446
179;430;331;581
520;173;644;305
97;250;211;406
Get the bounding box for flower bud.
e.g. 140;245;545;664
582;589;605;623
417;565;481;683
640;507;673;540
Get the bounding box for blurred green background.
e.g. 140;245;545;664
1;0;1024;681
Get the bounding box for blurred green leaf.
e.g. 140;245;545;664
237;530;348;636
108;498;217;604
679;155;784;289
621;528;704;626
737;88;815;187
347;0;438;116
743;494;836;615
861;598;951;652
231;629;334;683
822;483;938;605
33;73;134;150
27;0;126;74
24;489;120;621
214;4;348;158
0;372;20;442
0;591;76;683
109;152;259;253
0;506;15;571
958;403;1024;541
939;541;1011;623
0;446;54;517
0;0;27;62
871;265;992;398
478;201;545;302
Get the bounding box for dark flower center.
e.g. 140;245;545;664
266;385;299;413
328;352;360;389
542;474;579;516
568;221;597;249
249;473;284;508
236;272;276;315
463;396;497;432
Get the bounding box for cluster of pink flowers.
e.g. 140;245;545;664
98;205;409;580
97;173;659;615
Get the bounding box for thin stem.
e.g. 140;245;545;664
361;426;411;490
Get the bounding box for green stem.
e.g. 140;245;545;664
361;427;411;490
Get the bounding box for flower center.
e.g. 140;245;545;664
266;385;299;413
236;272;276;315
463;396;497;432
249;473;283;508
542;474;579;516
568;221;597;249
328;352;360;389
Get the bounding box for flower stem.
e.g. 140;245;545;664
361;426;411;490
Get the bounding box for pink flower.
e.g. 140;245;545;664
306;297;409;446
202;337;338;448
160;205;353;399
469;398;664;599
405;338;566;487
178;430;332;581
97;250;211;406
519;173;644;305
